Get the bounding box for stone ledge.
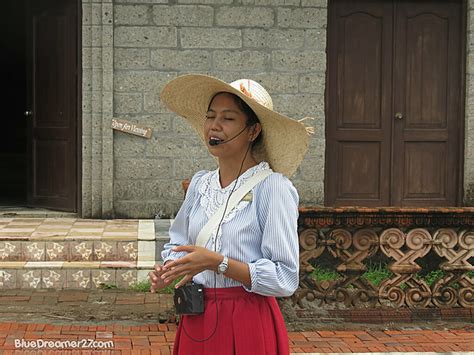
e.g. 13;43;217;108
0;261;156;269
292;308;474;324
299;207;474;227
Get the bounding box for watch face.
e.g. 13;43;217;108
218;256;228;274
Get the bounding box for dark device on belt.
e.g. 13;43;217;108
174;282;204;315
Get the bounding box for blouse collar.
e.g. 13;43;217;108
214;161;271;192
198;161;271;220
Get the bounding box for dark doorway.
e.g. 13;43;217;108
325;0;465;207
1;0;80;212
0;1;28;206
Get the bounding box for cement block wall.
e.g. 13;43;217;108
111;0;327;217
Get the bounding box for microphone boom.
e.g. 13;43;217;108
208;126;248;146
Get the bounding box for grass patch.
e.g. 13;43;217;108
310;266;339;283
361;262;392;286
419;270;445;286
130;277;182;294
130;279;152;292
310;264;473;287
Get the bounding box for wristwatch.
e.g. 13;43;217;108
217;256;229;275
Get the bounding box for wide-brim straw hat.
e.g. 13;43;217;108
160;74;310;177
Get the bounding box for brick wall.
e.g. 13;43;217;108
112;0;328;217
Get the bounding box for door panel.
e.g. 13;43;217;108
26;0;77;211
337;13;383;129
404;142;447;198
326;0;392;206
35;140;69;197
338;142;381;199
392;1;462;206
405;14;448;129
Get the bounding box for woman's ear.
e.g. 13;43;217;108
249;123;262;141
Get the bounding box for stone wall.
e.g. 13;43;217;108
82;0;115;218
111;0;328;218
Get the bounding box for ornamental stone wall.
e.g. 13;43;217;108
81;0;474;218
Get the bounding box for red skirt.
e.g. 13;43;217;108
173;287;290;355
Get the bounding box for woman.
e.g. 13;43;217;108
149;75;310;355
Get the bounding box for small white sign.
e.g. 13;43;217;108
111;118;152;139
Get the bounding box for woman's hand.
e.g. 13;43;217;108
160;246;221;288
148;263;172;293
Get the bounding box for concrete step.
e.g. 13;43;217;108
0;207;77;218
0;262;154;289
0;218;162;290
0;239;140;262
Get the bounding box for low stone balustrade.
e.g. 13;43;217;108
294;207;473;313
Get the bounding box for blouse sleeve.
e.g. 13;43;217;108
245;173;300;297
161;170;207;264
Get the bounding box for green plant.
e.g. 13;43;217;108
309;263;473;289
310;265;339;283
130;277;182;294
130;279;153;292
361;262;392;286
420;270;445;286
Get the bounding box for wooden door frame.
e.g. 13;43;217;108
324;0;467;207
458;0;467;206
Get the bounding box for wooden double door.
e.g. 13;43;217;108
325;0;465;207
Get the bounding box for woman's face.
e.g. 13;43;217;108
204;93;259;160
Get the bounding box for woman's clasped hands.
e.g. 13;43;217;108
148;246;221;292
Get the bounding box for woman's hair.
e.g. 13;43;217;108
208;92;263;146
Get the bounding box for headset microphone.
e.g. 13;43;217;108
208;126;248;146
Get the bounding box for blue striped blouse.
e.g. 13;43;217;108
161;161;300;297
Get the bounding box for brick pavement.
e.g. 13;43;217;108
0;289;474;354
0;290;472;354
0;322;473;354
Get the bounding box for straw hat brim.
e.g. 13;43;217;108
160;74;309;177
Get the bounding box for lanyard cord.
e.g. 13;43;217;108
181;141;253;342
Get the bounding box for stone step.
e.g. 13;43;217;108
0;208;78;218
0;261;155;289
0;218;161;289
0;239;139;262
0;218;156;263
